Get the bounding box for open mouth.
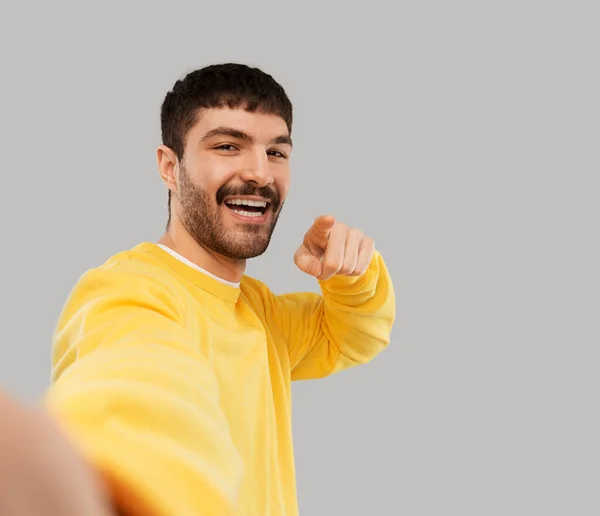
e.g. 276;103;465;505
224;198;270;218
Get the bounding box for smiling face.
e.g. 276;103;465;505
167;107;293;260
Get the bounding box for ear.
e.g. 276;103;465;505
157;145;179;195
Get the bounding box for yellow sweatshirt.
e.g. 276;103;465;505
43;242;395;516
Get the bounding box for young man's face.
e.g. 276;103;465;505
176;107;292;260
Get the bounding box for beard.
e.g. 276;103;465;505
178;165;283;260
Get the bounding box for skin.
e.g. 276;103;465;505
0;106;375;514
0;392;113;515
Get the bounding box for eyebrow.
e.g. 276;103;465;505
199;126;293;147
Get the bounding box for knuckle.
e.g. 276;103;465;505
323;259;342;273
339;264;354;275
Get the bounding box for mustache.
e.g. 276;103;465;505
216;183;281;210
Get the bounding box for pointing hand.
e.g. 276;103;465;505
294;215;375;281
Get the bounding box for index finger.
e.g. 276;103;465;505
310;215;336;238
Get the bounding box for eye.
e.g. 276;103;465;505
214;144;238;152
267;149;287;159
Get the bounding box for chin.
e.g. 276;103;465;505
214;234;273;260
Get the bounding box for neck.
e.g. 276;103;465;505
157;219;246;284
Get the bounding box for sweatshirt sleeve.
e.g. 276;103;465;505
265;250;396;381
42;265;243;516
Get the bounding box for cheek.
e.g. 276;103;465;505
274;168;291;198
197;156;239;191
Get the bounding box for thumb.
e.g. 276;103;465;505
294;245;322;277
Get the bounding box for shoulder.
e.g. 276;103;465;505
239;273;270;294
63;244;185;315
77;242;181;285
239;274;277;308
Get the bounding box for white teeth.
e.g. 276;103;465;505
231;209;262;217
226;199;267;208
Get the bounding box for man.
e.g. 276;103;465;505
1;63;395;515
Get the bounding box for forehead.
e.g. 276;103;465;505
189;107;289;140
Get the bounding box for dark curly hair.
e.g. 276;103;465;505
160;63;293;225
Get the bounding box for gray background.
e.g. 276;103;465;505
1;1;598;514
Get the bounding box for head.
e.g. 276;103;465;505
157;63;293;260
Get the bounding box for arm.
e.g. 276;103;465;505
259;215;395;381
273;248;395;381
0;389;115;516
42;265;242;516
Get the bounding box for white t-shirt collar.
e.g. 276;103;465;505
156;244;240;288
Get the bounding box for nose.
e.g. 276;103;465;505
239;149;273;188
